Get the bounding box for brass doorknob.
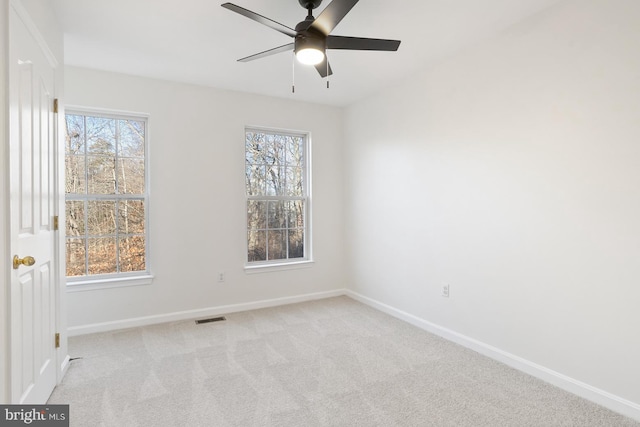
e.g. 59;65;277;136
13;255;36;270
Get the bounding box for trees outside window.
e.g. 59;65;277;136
245;128;310;264
65;111;149;281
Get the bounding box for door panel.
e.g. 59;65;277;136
9;6;58;404
19;65;34;231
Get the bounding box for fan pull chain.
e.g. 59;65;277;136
326;59;330;89
292;53;296;93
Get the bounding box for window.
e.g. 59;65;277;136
64;110;149;285
245;128;310;266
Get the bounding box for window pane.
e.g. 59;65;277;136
87;155;116;194
267;230;286;260
118;200;145;234
118;119;145;157
66;200;85;235
117;158;145;194
286;201;304;229
247;200;266;229
88;237;117;275
245;132;265;164
268;201;286;229
248;230;266;261
265;134;285;166
119;236;146;272
65;155;86;194
288;229;304;259
265;166;284;196
65;238;85;276
285;166;303;196
87;201;116;235
246;164;266;196
65;114;85;155
86;116;116;155
285;136;303;166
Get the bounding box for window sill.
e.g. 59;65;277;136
244;260;314;274
66;274;154;292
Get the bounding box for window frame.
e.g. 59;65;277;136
244;126;313;271
64;106;152;291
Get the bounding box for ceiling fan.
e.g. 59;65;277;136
221;0;401;78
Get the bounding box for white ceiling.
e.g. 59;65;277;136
53;0;562;106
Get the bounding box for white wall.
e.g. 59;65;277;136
345;0;640;416
64;67;345;328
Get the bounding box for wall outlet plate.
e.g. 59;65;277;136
442;284;450;298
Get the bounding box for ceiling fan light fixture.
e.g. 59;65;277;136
296;47;325;65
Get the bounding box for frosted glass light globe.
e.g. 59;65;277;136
296;48;324;65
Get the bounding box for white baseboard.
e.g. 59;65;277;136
59;354;71;378
67;289;346;337
346;290;640;422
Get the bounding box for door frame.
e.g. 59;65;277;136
1;0;69;403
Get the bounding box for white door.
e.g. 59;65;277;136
9;6;58;404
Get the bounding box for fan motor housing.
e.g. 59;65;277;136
294;32;326;55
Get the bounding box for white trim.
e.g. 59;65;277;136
59;354;71;375
244;259;314;273
346;290;640;422
67;289;346;336
9;0;58;68
66;274;153;292
65;105;150;119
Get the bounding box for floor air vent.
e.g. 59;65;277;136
195;316;226;325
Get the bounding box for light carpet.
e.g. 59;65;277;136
49;296;639;426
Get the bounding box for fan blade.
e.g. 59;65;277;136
238;43;294;62
314;57;333;78
221;3;296;37
309;0;359;36
327;35;401;51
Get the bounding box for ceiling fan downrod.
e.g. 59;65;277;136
299;0;322;20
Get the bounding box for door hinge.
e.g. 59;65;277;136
55;333;60;349
53;98;59;114
53;215;59;231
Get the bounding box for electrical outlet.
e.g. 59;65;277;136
217;272;225;283
441;284;450;298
